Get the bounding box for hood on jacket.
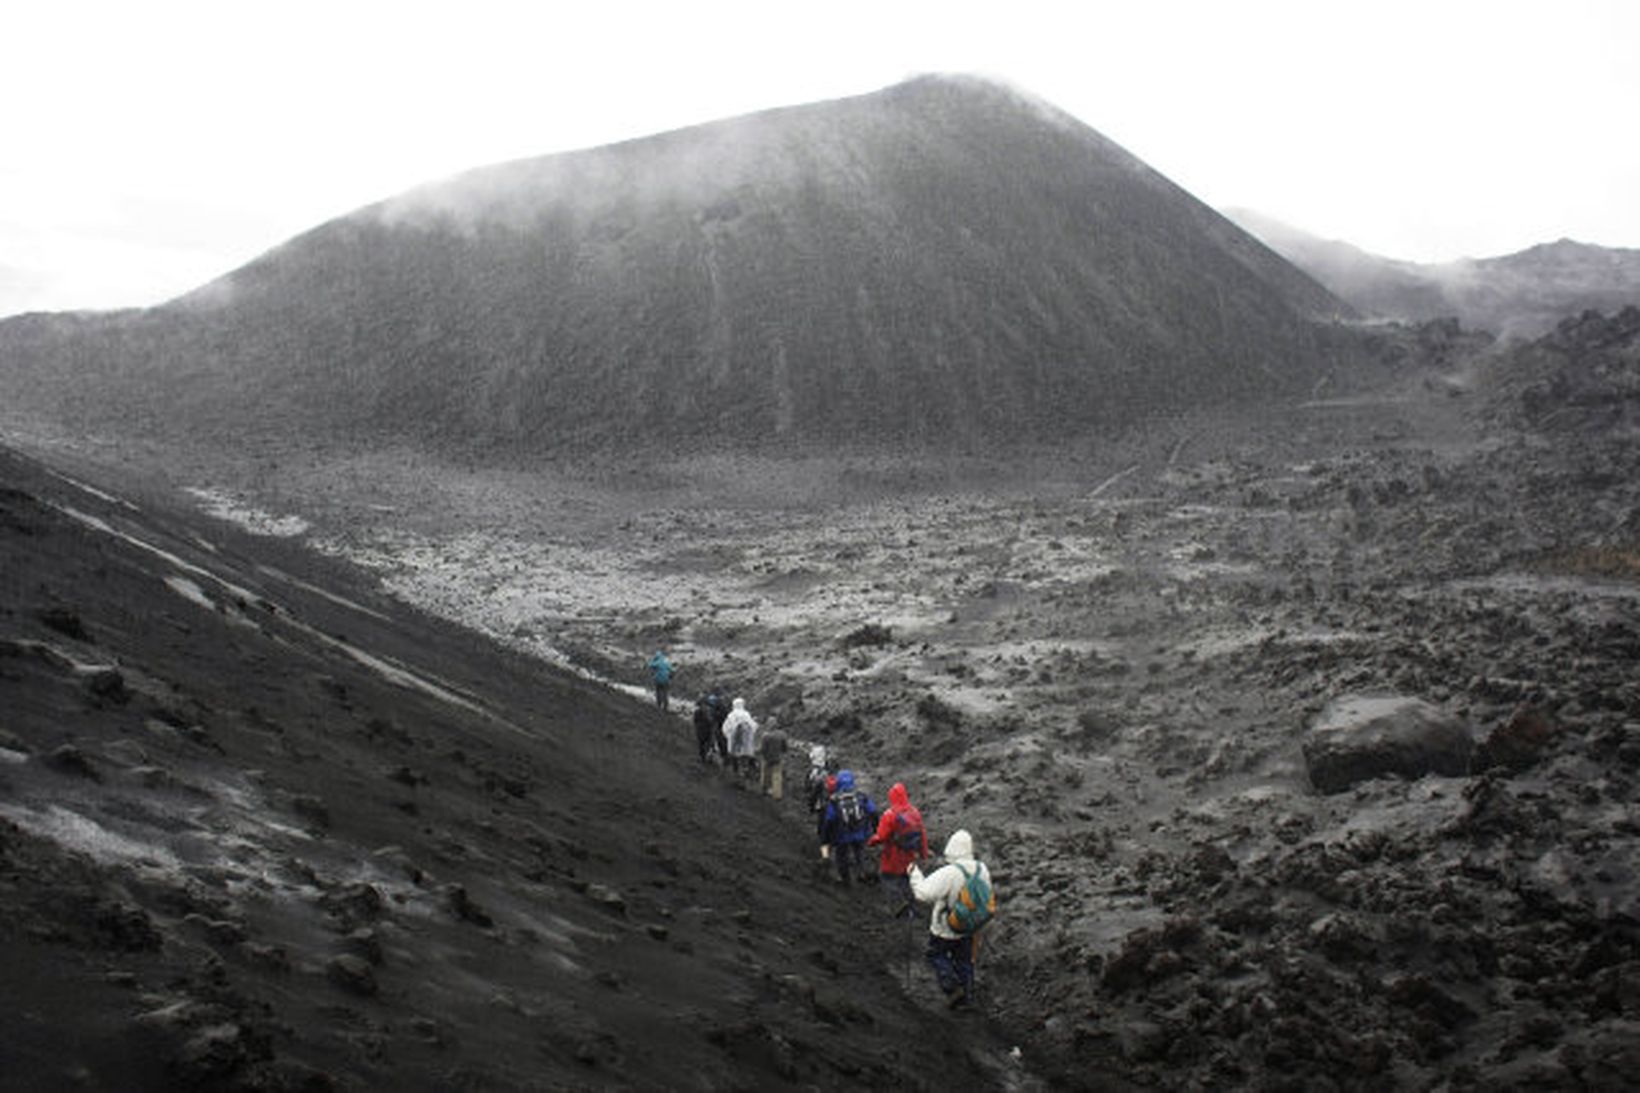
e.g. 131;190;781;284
732;697;746;711
889;783;910;810
836;769;855;792
944;829;974;861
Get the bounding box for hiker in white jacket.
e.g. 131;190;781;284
722;697;758;779
909;829;993;1008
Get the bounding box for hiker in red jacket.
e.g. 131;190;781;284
867;782;928;917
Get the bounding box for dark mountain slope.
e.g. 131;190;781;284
1;76;1352;457
0;443;1068;1091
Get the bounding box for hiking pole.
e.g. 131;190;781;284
971;931;982;1009
904;901;912;992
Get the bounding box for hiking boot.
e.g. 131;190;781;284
947;987;973;1010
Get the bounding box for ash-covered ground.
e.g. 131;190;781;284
0;449;1050;1091
6;312;1639;1090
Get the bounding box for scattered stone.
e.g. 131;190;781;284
318;882;383;929
326;954;378;996
45;743;100;780
1118;1019;1171;1062
175;1022;258;1082
127;765;179;789
289;794;331;829
444;884;494;928
346;928;384;965
1478;704;1559;771
77;665;129;703
183;913;247;946
371;845;426;885
409;1016;449;1047
239;942;291;973
1386;973;1476;1029
1102;918;1207;993
585;884;627;917
36;605;89;641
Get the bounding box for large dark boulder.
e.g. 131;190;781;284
1303;694;1474;794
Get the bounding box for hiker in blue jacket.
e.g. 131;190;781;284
817;769;877;885
646;650;673;711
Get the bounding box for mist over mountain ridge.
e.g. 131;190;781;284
1227;208;1640;338
1;76;1353;458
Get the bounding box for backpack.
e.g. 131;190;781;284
944;863;996;935
891;810;924;853
834;791;865;830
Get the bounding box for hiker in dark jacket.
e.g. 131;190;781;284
867;782;928;916
708;692;730;760
757;722;788;799
817;769;877;884
692;695;716;764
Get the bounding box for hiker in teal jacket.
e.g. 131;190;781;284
647;651;674;711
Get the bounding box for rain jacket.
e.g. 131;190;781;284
722;698;758;758
867;782;928;875
647;652;673;684
805;746;830;812
909;830;992;940
817;770;876;846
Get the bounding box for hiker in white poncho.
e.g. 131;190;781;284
722;697;758;778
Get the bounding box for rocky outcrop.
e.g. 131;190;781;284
1302;694;1474;793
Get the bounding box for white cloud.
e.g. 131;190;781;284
2;0;1637;313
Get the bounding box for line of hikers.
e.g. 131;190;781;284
657;652;997;1010
690;689;788;796
698;690;991;1008
806;742;996;1010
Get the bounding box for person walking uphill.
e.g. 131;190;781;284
722;698;758;779
805;745;832;816
867;782;928;917
708;692;730;761
909;829;996;1009
692;695;716;764
757;720;788;799
818;770;877;885
647;650;674;712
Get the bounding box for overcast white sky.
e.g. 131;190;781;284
4;0;1636;316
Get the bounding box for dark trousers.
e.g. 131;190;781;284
654;683;669;711
926;934;975;997
832;841;864;883
881;872;913;916
694;723;715;763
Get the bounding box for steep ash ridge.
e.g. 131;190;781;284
0;75;1352;457
0;444;1054;1091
